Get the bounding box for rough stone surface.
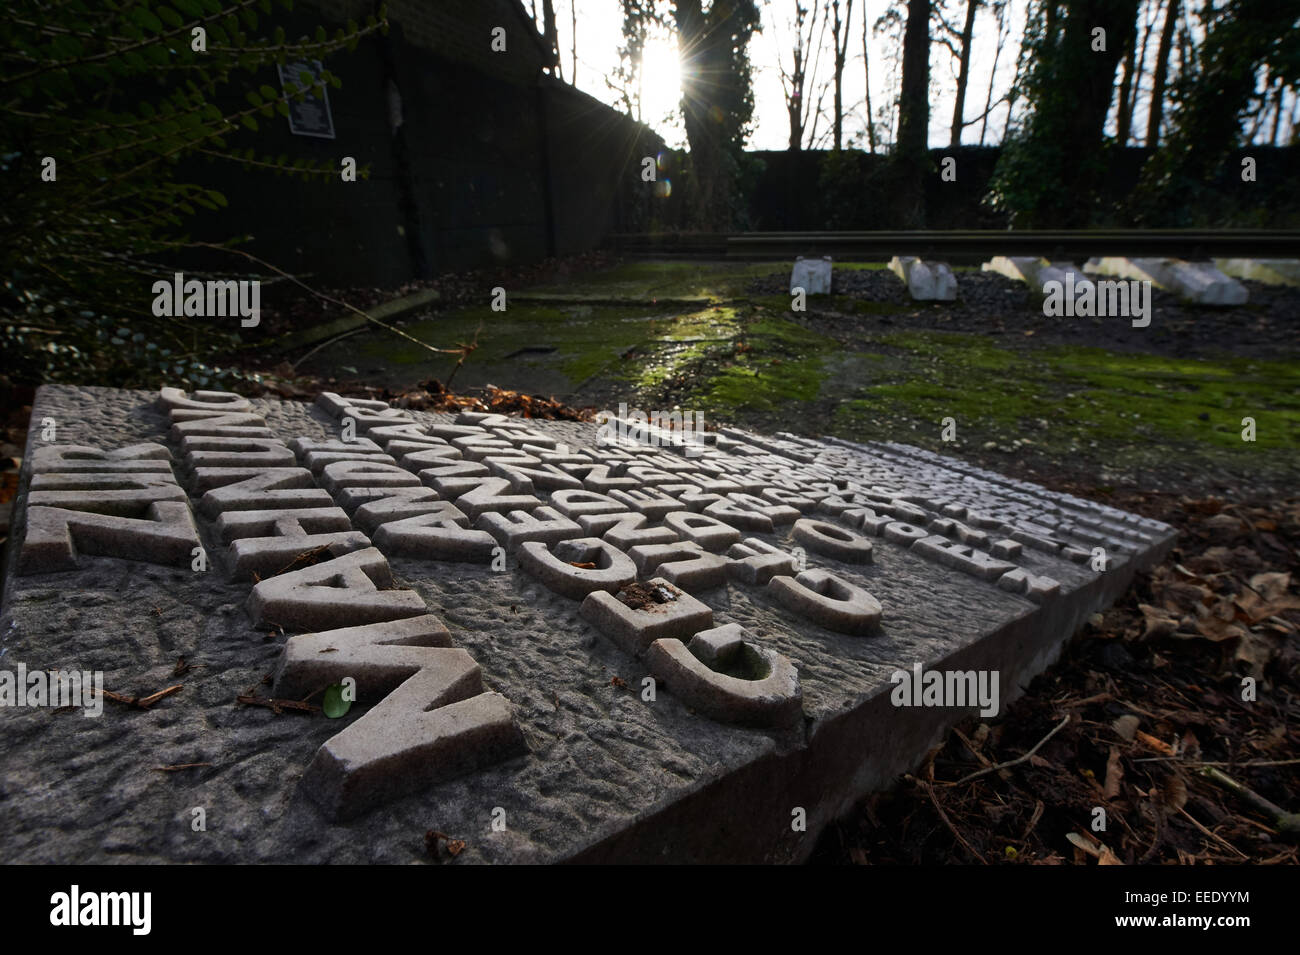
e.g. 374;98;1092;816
0;386;1177;864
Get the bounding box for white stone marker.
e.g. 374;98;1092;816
1213;258;1300;287
1084;257;1247;305
982;255;1094;299
888;256;958;301
790;255;832;295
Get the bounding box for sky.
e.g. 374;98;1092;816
532;0;1296;153
536;0;1027;151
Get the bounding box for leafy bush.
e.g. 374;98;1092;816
0;0;386;388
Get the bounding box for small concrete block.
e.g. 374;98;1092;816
790;255;832;295
1087;257;1247;305
1214;258;1300;287
791;518;873;563
889;256;958;301
517;537;637;599
647;637;802;728
246;547;426;630
767;569;882;635
579;578;713;657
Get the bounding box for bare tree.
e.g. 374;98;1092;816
543;0;562;79
1146;0;1179;145
571;0;578;84
978;0;1009;145
949;0;981;145
1119;0;1156;144
1268;79;1285;146
830;0;856;151
778;1;831;150
1115;11;1138;143
895;0;930;226
861;0;876;152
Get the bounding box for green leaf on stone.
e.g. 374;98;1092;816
323;683;351;719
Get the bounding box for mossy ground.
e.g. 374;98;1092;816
300;260;1298;490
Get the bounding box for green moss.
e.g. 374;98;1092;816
829;331;1300;466
530;261;781;302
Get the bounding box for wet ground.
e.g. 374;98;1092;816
292;259;1300;498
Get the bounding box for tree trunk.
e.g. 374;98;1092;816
832;0;854;151
979;1;1008;145
862;0;876;152
542;0;561;78
1116;16;1137;144
950;0;980;146
1269;82;1285;146
895;0;930;227
1146;0;1179;145
570;0;578;85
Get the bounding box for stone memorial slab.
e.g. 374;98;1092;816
0;385;1176;864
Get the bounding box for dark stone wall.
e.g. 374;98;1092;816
179;6;654;288
744;145;1300;231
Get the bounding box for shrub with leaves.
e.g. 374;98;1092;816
0;0;387;388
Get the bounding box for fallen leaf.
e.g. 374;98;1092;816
1103;746;1124;799
1112;714;1140;741
1249;571;1291;601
